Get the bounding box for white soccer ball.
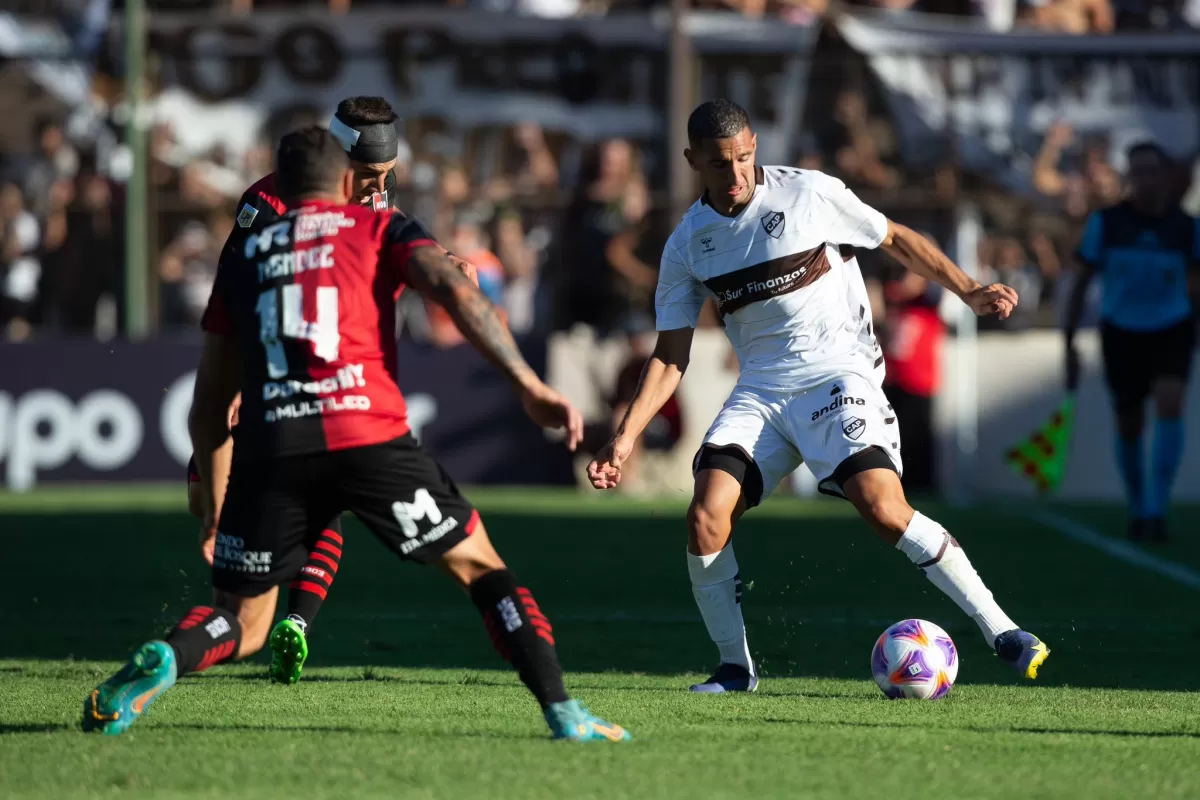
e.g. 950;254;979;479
871;619;959;700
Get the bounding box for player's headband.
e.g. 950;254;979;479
329;114;399;165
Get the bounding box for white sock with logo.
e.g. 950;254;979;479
687;544;754;674
896;511;1017;647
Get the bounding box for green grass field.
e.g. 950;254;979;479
4;486;1200;799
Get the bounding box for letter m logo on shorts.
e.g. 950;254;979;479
391;489;442;539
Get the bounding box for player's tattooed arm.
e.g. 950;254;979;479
405;245;538;390
406;245;584;449
880;221;1017;319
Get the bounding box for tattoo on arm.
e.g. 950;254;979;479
405;246;537;388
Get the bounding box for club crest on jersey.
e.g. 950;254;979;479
761;210;785;239
842;416;866;440
236;203;258;228
371;190;388;212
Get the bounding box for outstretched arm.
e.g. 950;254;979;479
588;327;695;490
404;244;582;449
405;244;539;391
880;221;1017;318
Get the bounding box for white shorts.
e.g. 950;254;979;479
694;372;902;505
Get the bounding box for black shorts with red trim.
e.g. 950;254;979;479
212;434;478;596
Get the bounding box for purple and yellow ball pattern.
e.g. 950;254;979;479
871;619;959;700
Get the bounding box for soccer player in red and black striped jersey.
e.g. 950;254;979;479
85;127;629;742
184;97;474;686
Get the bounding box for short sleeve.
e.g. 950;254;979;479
1076;211;1104;267
824;182;889;249
382;212;438;275
654;245;704;331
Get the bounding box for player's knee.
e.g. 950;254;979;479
860;498;912;540
687;500;733;556
843;469;911;542
440;523;507;588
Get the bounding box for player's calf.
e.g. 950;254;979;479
165;605;244;674
844;468;1049;677
285;526;343;633
440;528;628;741
686;465;756;692
270;528;343;685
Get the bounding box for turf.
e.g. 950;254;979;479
4;487;1200;799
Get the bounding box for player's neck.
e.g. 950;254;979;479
707;185;757;218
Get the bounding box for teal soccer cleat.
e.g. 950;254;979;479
82;640;177;735
544;699;630;742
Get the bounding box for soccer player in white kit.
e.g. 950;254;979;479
587;100;1050;692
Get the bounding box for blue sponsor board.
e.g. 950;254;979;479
0;337;570;490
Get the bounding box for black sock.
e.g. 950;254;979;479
286;527;343;632
165;606;242;674
469;569;569;709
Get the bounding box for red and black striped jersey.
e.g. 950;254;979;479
201;201;438;459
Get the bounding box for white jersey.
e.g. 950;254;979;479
656;166;888;392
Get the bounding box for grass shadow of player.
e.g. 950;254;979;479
6;508;1200;693
0;723;73;735
762;717;1200;740
152;721;539;740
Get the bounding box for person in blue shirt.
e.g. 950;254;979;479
1065;142;1199;542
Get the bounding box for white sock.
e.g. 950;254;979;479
687;544;754;674
896;511;1017;647
286;613;308;633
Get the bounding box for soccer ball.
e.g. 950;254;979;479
871;619;959;700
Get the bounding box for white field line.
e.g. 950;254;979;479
1026;509;1200;592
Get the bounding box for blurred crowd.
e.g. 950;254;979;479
10;0;1200;29
3;0;1199;349
4;0;1199;495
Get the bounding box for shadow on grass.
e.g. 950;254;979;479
763;717;1200;740
0;723;72;734
154;722;541;741
7;509;1200;692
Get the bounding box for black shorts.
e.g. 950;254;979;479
211;434;478;597
1101;318;1196;413
188;455;344;539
